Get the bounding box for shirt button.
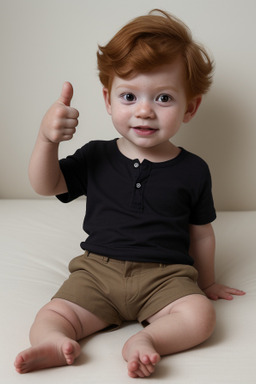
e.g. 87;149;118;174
136;182;142;189
134;162;140;168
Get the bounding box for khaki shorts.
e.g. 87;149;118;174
53;251;204;327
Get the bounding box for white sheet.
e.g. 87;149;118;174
1;200;255;383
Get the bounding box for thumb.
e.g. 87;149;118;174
58;81;73;106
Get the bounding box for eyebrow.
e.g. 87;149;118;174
116;84;179;94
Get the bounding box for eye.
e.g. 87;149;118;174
156;94;172;103
121;93;136;103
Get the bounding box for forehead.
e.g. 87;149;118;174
112;57;187;91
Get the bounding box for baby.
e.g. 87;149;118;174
15;9;245;378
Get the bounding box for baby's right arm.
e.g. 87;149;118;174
28;82;79;196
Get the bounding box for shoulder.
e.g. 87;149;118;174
179;148;211;175
174;149;213;190
181;148;209;167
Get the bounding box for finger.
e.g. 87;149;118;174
62;134;75;141
59;81;74;106
61;128;77;141
220;287;245;300
222;292;234;301
66;107;79;119
60;117;79;129
207;293;218;301
54;104;79;120
227;288;246;296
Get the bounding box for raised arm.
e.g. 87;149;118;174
28;82;79;196
189;223;246;300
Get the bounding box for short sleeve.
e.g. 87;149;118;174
56;144;88;203
189;163;216;225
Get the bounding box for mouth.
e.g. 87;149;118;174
132;126;158;136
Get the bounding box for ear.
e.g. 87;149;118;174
183;96;202;123
103;87;112;115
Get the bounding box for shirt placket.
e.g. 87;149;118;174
130;160;152;211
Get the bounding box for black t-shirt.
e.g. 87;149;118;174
57;139;216;265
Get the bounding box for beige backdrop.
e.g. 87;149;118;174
1;0;255;210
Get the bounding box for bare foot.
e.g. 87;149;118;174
122;331;161;378
14;337;80;373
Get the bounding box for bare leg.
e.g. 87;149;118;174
14;298;109;373
122;294;216;378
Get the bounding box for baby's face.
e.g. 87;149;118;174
103;57;200;157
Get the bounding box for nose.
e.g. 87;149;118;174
135;100;155;119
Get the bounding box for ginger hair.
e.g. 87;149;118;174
97;9;214;99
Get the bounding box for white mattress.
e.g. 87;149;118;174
1;199;255;383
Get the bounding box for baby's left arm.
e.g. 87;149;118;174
189;223;246;300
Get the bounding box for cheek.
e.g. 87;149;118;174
162;110;184;134
111;106;130;125
110;111;126;133
169;107;186;124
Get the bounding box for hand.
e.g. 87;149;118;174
39;82;79;143
203;283;246;301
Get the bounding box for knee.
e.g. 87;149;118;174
33;299;83;339
192;296;216;342
35;300;69;320
172;295;216;344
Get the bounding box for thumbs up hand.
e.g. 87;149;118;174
40;82;79;143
